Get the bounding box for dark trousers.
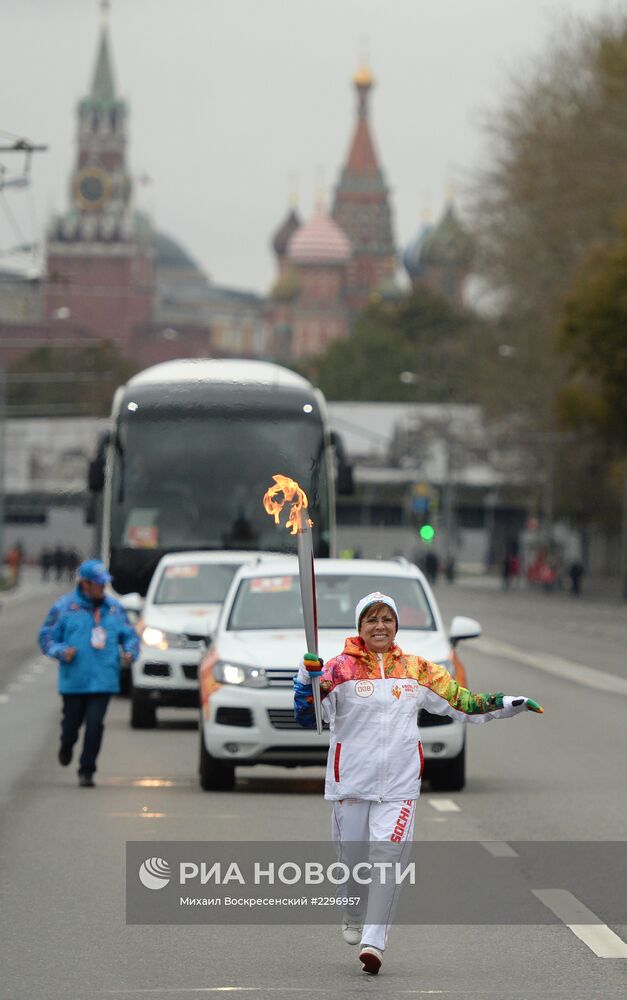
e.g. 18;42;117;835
61;693;111;776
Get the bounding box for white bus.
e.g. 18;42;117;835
88;359;352;595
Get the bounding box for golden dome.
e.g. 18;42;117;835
353;62;374;89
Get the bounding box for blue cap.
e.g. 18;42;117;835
78;558;111;586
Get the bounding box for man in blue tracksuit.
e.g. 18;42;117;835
38;559;139;787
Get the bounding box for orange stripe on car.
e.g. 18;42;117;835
199;647;222;721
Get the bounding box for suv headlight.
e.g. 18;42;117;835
141;626;186;651
213;661;268;688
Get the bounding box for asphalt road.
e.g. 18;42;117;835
1;576;626;1000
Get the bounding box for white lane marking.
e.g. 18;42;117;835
474;635;627;696
0;694;9;704
105;989;448;996
428;798;460;812
99;777;195;787
480;841;519;858
7;682;23;692
106;990;259;995
21;675;36;683
533;889;627;958
110;812;166;819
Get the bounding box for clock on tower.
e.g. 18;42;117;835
73;165;112;211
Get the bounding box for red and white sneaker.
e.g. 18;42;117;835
359;945;383;975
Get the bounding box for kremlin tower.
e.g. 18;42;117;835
44;4;154;348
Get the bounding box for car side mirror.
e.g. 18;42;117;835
121;593;144;622
449;615;481;648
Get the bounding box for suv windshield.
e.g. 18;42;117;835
153;563;241;605
227;574;436;631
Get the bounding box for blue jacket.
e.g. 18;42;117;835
38;586;139;694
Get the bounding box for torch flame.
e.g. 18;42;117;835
263;474;313;535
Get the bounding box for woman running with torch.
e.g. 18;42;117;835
263;477;543;977
296;595;543;976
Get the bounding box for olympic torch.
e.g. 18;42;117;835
263;475;323;734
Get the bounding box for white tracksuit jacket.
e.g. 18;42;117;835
294;635;528;802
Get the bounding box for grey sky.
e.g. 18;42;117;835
0;0;618;294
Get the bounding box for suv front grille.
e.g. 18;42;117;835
265;669;296;688
181;634;206;650
182;663;198;680
143;662;171;677
215;706;253;728
268;708;299;730
268;708;329;732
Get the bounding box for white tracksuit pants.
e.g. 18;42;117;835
331;798;416;951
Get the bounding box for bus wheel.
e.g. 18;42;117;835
199;729;235;791
130;689;157;729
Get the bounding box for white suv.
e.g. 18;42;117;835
198;558;480;791
131;551;261;728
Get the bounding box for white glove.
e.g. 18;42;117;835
502;695;544;713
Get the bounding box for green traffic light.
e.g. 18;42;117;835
419;524;435;542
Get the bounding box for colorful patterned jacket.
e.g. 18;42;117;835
294;635;525;801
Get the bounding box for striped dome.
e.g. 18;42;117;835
403;223;434;279
419;204;473;268
287;202;352;265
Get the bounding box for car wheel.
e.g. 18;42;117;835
130;689;157;729
429;744;466;792
199;725;235;791
118;666;132;699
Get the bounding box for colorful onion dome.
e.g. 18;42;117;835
403;223;434;279
287;201;352;265
419;203;473;269
271;207;301;258
353;62;375;90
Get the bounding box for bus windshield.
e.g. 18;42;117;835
110;411;330;556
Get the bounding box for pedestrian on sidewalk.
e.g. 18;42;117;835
38;558;139;787
40;547;53;581
568;560;584;596
295;592;543;977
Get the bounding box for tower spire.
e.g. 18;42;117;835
90;3;116;105
332;61;396;311
353;60;374;119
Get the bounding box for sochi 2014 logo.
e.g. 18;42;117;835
139;857;171;890
391;684;401;700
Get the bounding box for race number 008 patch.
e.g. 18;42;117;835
355;680;375;698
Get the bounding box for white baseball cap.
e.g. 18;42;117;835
355;592;399;631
